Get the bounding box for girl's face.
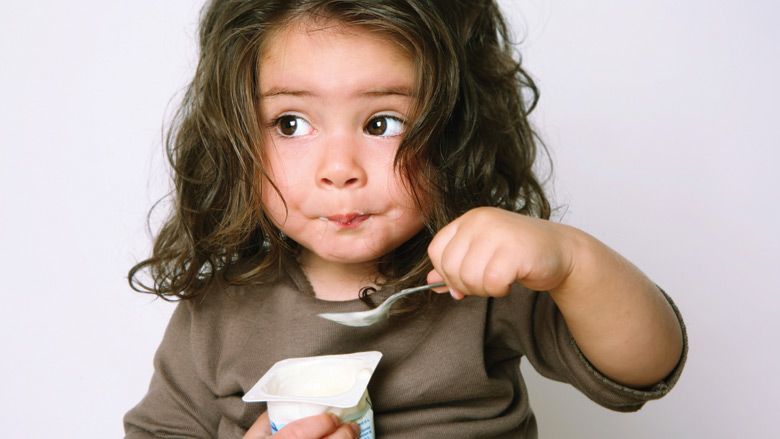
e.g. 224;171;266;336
259;21;424;278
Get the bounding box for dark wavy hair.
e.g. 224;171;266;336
129;0;551;303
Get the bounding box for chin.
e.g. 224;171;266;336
321;249;384;265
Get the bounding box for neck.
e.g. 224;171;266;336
299;252;381;301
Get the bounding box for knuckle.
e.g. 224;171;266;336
458;268;482;293
439;258;460;280
483;267;510;294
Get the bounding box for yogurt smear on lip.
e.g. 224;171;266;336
320;213;371;227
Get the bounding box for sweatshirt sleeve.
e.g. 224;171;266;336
491;285;688;412
124;301;221;438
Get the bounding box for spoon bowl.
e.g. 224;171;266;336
317;282;446;327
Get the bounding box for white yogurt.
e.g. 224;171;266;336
243;351;382;439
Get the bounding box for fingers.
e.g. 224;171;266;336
437;239;514;297
245;413;360;439
322;421;361;439
244;411;271;439
427;207;517;298
427;219;466;299
426;269;444;286
277;414;359;439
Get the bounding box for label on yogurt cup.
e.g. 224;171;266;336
243;351;382;439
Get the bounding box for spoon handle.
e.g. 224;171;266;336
391;282;446;301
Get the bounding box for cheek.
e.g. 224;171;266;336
258;149;290;223
387;163;425;211
259;175;285;223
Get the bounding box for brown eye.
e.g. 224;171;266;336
278;116;297;136
365;116;405;137
366;117;387;136
274;115;313;137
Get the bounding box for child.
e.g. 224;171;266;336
125;0;687;438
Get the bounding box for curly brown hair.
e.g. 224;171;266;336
129;0;551;301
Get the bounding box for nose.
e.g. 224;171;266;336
316;135;368;189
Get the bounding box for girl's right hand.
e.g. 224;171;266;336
243;411;360;439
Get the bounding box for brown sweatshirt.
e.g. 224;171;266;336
124;260;686;438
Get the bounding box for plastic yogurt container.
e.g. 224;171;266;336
243;351;383;439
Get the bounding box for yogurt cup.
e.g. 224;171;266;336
243;351;382;438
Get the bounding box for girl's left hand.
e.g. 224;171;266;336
244;411;359;439
427;207;575;299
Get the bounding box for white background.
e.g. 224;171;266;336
0;0;777;437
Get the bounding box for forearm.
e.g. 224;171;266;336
427;208;684;387
549;226;684;388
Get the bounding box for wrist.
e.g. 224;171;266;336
547;223;590;298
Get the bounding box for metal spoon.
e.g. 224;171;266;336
317;282;446;327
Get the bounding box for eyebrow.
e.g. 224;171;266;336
260;86;414;99
260;88;314;99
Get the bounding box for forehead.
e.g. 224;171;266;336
259;20;414;95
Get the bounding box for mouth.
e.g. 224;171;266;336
319;213;371;228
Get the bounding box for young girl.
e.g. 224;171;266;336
125;1;687;438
